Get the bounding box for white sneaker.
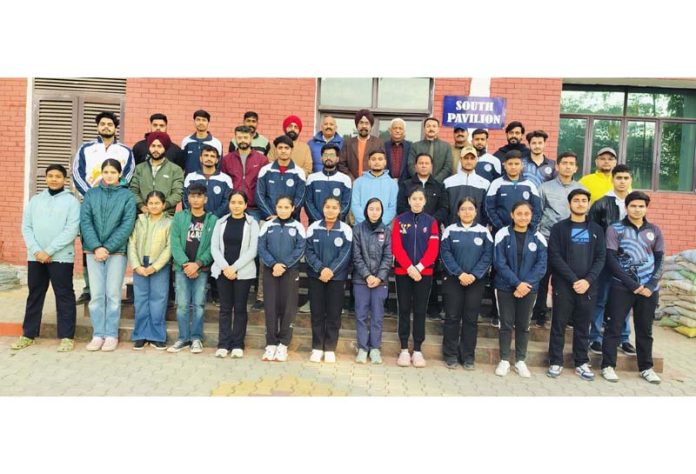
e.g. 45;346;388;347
215;348;228;358
355;348;368;364
495;360;510;377
641;368;661;384
299;301;311;313
324;351;336;363
601;366;620;382
411;351;426;368
190;339;203;354
397;350;411;367
101;337;118;352
86;337;104;351
514;361;531;378
274;343;288;362
230;348;244;358
547;365;563;378
262;345;277;361
309;349;323;363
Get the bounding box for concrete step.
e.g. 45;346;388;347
39;317;663;373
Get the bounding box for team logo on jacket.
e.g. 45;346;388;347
528;242;537;252
377;233;385;242
332;188;341;197
288;228;297;237
646;232;655;241
544;166;552;175
523;191;530;200
474;237;483;246
286;178;294;187
485;164;492;172
334;237;343;247
422;227;428;233
213;185;222;194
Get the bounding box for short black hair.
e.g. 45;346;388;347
367;149;386;159
45;164;67;177
273;135;294;149
424;117;440;126
95;111;119;127
234;125;253;135
243;111;259;120
612;164;632;177
193;109;211;121
200;144;219;158
526;129;548;142
321;143;340;156
557;151;578;164
504;149;523;161
149;113;167;124
625;191;651;207
567;188;591;203
471;128;489;139
415;153;433;164
505;121;525;134
187;182;207;195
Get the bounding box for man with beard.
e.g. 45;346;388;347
450;127;471;174
338;109;385;181
493;121;531;162
471;128;502;183
132;113;184;168
268;115;313;177
72;111;135;303
130;131;185;216
443;146;490;225
384;118;412;182
305;144;352;224
220;125;269;221
407;117;453;183
579;147;622;204
181;110;223;175
523;130;557;189
184;145;233;218
309;115;344;173
228;111;271;156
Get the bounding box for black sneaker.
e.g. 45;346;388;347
76;292;90;304
620;342;637;356
445;358;459;370
251;299;264;311
534;318;546;328
589;341;602;355
150;341;167;350
490;317;501;328
463;360;475;370
132;340;147;350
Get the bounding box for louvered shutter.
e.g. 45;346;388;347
33;98;77;191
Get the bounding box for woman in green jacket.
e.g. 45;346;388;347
128;191;172;350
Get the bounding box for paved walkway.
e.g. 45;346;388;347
1;278;695;396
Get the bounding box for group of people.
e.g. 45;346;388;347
12;107;665;385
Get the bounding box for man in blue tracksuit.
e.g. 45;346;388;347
183;145;233;218
522;130;557;189
305;144;352;223
308;115;344;172
255;135;307;220
181;109;223;175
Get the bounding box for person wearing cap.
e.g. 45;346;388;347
338;109;385;181
451;126;471;174
129;131;185;217
493;121;531;162
228;111;271;156
407;117;453;183
546;188;605;381
72;110;135;304
132;113;184;168
533;151;587;328
601;191;664;385
308;115;344;173
579;147;621;203
268;115;313;176
470;128;502;183
11;164;81;352
384;118;412;181
443;145;490;225
522;130;557;189
181;109;223;175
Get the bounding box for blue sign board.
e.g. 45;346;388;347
442;96;507;129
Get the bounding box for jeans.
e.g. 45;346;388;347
353;283;388;351
23;261;76;339
86;254;127;338
132;257;170;343
590;269;631;344
174;268;208;342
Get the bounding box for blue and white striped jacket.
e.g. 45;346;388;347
305;220;353;281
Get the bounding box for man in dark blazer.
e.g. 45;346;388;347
384;118;413;182
338;109;385;180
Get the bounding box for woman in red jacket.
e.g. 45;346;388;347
391;188;440;368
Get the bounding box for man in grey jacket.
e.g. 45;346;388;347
407;117;453;183
534;151;587;327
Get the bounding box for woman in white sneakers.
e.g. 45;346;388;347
493;201;547;377
305;196;352;363
257;196;306;362
211;190;259;359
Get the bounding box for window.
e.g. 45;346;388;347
317;78;433;143
559;85;696;192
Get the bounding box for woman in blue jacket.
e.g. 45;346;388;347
257;195;306;362
352;197;392;365
493;201;547;377
440;197;493;370
211;190;260;359
305;196;352;364
80;159;137;352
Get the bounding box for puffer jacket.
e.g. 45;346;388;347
127;214;172;272
80;182;137;255
352;220;393;285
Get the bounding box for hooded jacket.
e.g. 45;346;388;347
352;219;392;285
351;171;399;225
80;181;137;255
22;188;81;263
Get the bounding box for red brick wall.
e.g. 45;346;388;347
488;78;563;158
645;192;696;254
0;78;27;264
432;78;472;143
123;78;318;151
